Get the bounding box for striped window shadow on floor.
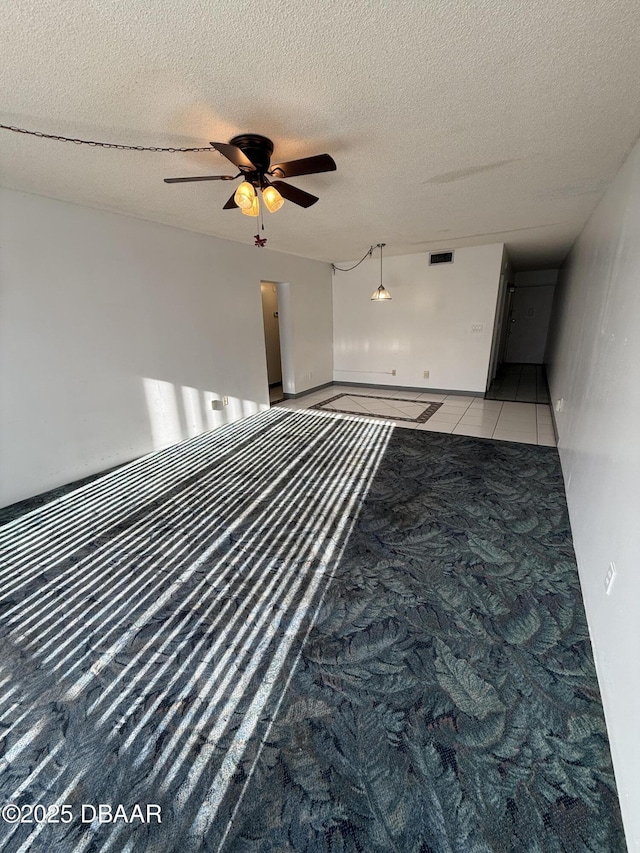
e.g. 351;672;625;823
0;408;393;852
311;393;443;423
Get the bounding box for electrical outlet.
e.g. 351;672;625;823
391;369;397;376
222;396;229;406
555;398;564;413
423;370;430;379
471;323;484;333
604;562;616;595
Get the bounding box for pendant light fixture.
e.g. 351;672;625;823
370;242;391;301
331;242;393;301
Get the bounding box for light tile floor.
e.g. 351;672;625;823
275;385;557;446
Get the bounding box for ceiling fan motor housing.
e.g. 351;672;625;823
230;134;274;175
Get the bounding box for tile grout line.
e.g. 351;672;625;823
489;401;503;440
281;389;559;445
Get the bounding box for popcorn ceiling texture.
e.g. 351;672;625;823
2;0;639;265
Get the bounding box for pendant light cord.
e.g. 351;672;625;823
0;122;215;152
332;243;385;274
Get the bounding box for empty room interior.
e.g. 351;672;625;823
1;2;639;851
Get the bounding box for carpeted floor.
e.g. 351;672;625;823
0;409;625;851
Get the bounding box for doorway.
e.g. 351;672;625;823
487;284;551;403
260;281;284;404
505;284;556;364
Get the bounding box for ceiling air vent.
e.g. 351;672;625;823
429;251;454;265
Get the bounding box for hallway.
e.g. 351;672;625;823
486;363;550;404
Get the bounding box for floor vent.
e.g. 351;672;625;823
429;251;454;265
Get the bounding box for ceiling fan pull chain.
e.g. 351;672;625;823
253;201;267;246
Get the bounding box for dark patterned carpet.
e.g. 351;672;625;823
0;409;625;851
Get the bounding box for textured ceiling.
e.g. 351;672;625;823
2;0;640;267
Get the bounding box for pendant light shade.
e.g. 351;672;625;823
262;184;284;213
371;284;392;301
234;180;256;210
370;242;391;300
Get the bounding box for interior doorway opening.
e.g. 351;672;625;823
260;281;284;405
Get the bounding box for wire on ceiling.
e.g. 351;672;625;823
331;246;377;274
0;123;215;153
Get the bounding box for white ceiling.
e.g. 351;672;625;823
2;0;639;267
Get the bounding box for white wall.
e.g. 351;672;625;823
0;188;332;506
514;269;558;287
546;138;640;849
332;244;503;392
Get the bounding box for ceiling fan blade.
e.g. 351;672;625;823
164;175;236;183
210;141;257;170
223;191;239;210
269;153;336;179
271;181;319;208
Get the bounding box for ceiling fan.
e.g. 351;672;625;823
164;134;336;214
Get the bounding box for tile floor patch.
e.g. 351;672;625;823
276;386;556;448
311;393;443;423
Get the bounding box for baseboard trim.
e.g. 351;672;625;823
549;401;560;443
283;381;333;400
333;381;481;397
0;461;134;525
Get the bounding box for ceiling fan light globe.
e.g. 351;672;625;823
262;185;284;213
234;181;256;210
241;194;260;217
